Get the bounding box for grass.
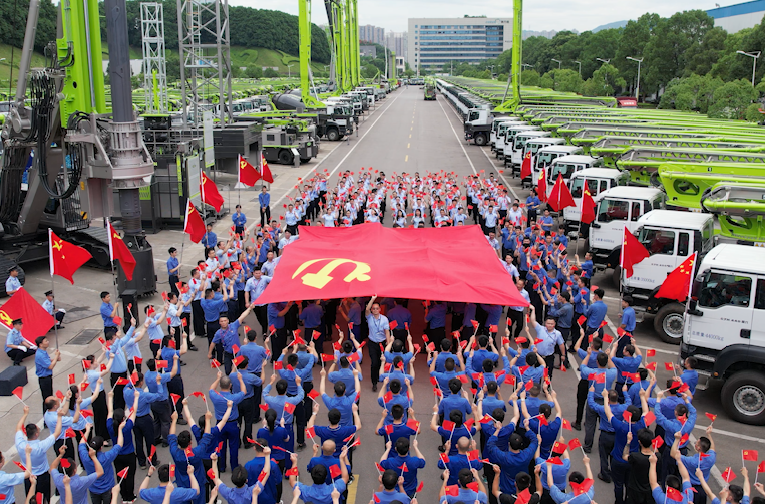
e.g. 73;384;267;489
0;43;48;98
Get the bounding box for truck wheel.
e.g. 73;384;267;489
475;134;487;146
300;158;311;164
278;149;293;165
326;128;340;141
653;302;685;344
721;370;765;425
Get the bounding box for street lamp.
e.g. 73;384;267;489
574;60;582;76
596;58;611;65
737;50;761;86
521;63;534;70
626;56;644;100
287;63;295;78
551;58;562;69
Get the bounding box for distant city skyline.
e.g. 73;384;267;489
234;0;718;34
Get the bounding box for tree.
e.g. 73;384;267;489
521;69;541;87
582;63;626;96
707;79;757;119
263;68;279;78
245;66;263;79
550;69;584;93
659;74;724;113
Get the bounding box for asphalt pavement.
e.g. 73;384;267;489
0;86;759;504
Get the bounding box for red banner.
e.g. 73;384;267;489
255;223;529;306
0;288;55;342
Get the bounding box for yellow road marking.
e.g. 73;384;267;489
409;134;411;138
405;155;409;162
346;474;358;504
407;143;410;149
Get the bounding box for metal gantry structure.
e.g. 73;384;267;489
140;2;168;113
323;0;360;94
176;0;233;127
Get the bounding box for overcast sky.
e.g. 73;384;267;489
233;0;721;33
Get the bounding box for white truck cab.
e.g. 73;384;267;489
509;130;551;167
517;137;566;180
564;168;629;236
547;155;602;186
532;145;584;181
496;124;537;159
490;118;523;148
681;243;765;425
621;210;716;343
589;186;666;283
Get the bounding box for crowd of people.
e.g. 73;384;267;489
0;169;754;504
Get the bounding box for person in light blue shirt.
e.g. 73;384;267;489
15;404;60;503
584;288;608;337
263;376;305;456
366;296;390;392
229;357;264;446
320;366;359;427
327;356;362;399
387;300;412;340
384;337;415;368
5;267;21;296
439;467;488;504
239;329;269;374
299;300;325;348
611;340;643;400
340;297;362;339
0;445;31;504
212;463;264;504
52;433;105;504
680;357;699;395
425;302;447;349
547;454;595;504
138;463;200;504
288;449;349;504
167;247;181;297
5;318;35;365
260;253;280;277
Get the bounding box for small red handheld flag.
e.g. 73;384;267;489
666;487;684;502
568;438;582;450
743;450;759;461
117;467;129;480
283;402;296;414
329;464;342;479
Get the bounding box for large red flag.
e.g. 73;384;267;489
655;253;697;302
580;186;597;225
107;221;136;281
183;200;206;243
537;168;547;202
0;288;55;341
49;230;92;284
547;174;576;212
201;172;224;212
621;227;650;278
238;154;261;187
520;151;532;179
260;153;274;184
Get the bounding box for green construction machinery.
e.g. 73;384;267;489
424;78;436;101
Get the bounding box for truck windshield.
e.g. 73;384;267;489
639;228;676;255
698;272;752;308
551;163;576;179
536;151;557;168
597;199;629;222
469;111;480;121
571;178;598;198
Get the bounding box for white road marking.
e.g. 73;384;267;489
436;97;477;175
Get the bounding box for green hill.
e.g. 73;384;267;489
0;43;325;93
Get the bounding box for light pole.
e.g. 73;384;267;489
626;56;643;99
737;50;761;86
574;60;582;76
551;58;562;69
488;64;495;77
521;63;534;70
287;64;295;78
596;58;611;65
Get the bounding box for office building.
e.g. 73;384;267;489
408;17;512;73
707;0;765;33
385;31;408;61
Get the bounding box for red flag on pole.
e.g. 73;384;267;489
547;174;576;212
621;227;650;278
537;168;547;202
580;186;597;225
49;230;92;284
0;288;55;340
201;171;225;212
183;200;206;243
520;151;532;180
107;221;136;281
260;153;274;183
655;253;697;303
238;154;262;187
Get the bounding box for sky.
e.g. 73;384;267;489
233;0;720;33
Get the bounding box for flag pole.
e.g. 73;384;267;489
107;219;120;316
49;228;59;350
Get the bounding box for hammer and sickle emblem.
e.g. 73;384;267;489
52;240;63;252
113;232;122;241
0;310;12;326
292;258;371;289
240;160;247;170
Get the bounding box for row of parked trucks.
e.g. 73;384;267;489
436;79;765;425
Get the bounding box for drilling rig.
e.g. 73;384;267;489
1;0;157;296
